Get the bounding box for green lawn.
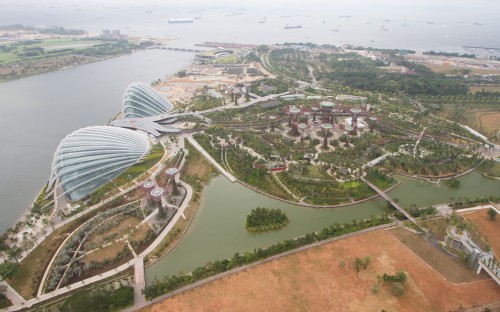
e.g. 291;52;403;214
0;295;12;309
477;159;500;178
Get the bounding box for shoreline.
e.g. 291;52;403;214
0;48;147;84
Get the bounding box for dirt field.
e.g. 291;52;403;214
141;229;500;312
478;112;500;133
84;215;141;249
463;210;500;256
469;85;500;94
426;63;500;75
83;241;129;263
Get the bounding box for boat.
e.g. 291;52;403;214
425;21;434;24
284;24;302;29
473;22;482;26
145;10;152;14
168;18;194;23
194;16;202;20
330;29;339;32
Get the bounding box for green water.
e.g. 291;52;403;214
389;172;500;208
145;171;500;284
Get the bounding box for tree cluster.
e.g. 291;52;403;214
246;207;289;232
143;215;390;299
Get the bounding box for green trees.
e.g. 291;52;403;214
351;256;371;272
143;215;391;299
58;286;133;312
245;207;289;232
0;262;18;280
446;178;460;189
377;270;407;297
487;208;497;221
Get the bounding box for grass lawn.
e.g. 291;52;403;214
477;159;500;178
0;295;12;309
388;227;488;283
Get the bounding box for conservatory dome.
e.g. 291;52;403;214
122;82;173;118
48;126;150;201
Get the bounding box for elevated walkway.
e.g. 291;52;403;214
361;176;420;227
186;136;237;182
477;255;500;286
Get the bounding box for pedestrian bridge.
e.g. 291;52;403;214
361;176;420;227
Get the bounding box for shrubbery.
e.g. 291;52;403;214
58;286;133;312
246;207;289;232
143;215;390;299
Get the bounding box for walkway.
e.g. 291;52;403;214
361;176;420;227
0;281;25;307
413;127;427;156
186;136;237;182
362;152;395;169
133;257;146;307
477;255;500;286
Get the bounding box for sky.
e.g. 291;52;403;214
0;0;497;9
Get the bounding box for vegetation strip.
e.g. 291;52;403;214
143;215;391;299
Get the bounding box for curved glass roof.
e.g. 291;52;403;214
122;82;173;118
48;126;149;201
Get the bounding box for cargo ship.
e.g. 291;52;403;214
168;18;194;23
284;24;302;29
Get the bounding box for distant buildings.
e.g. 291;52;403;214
101;29;122;39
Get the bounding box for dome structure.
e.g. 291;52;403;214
122;82;173;118
48;126;150;201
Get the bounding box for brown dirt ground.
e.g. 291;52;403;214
83;241;128;263
426;64;500;75
469;85;500;94
478;113;500;133
141;229;500;312
84;215;141;248
464;210;500;256
129;222;152;243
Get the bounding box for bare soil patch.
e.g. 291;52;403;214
83;241;129;264
463;210;500;256
469;85;500;94
427;64;500;75
478;112;500;133
84;215;141;250
141;229;500;312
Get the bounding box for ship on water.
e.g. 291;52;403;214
168;18;194;23
284;24;302;29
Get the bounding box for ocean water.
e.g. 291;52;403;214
0;2;499;53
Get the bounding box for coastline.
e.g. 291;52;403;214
0;48;145;84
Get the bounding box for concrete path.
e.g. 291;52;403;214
186;136;237;182
0;281;25;307
133;257;146;307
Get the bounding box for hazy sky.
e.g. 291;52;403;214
1;0;498;9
